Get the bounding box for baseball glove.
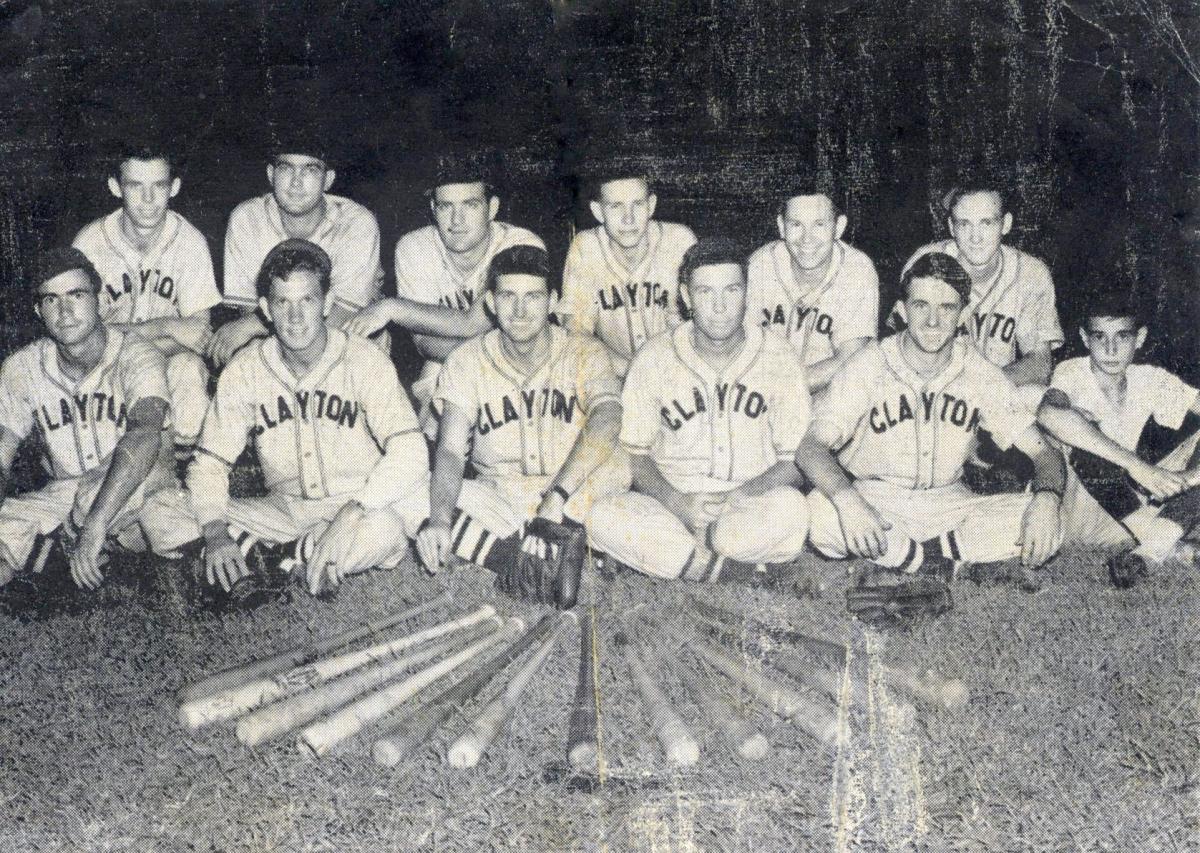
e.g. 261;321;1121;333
183;540;296;614
846;575;953;628
1106;550;1147;590
495;518;586;609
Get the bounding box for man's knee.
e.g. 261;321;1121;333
167;351;208;387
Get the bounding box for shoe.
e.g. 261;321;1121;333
1107;551;1147;590
917;551;957;583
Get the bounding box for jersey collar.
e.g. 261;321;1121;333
770;239;846;306
880;332;968;394
261;326;347;391
597;221;662;282
672;321;764;388
435;222;504;287
42;327;124;396
264;193;340;244
482;324;565;386
102;208;183;272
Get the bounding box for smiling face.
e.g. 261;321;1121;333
267;153;333;218
947;190;1011;268
36;268;101;347
431;182;496;254
687;262;747;345
261;268;329;355
902;276;965;355
1082;315;1145;377
590;178;656;250
489;272;553;345
109;157;179;231
777;194;846;271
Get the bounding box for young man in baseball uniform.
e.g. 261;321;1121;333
72;144;220;462
747;190;879;391
586;238;814;585
207;136;383;368
795;252;1066;581
0;249;171;593
346;157;544;429
415;244;623;609
556;170;696;377
142;240;428;599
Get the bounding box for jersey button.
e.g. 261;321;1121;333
304;451;313;458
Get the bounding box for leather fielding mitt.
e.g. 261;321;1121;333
846;575;953;628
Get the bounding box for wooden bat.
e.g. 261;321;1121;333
565;608;601;771
371;613;558;768
177;591;452;703
178;603;494;730
447;611;576;768
299;617;525;757
616;631;699;767
878;663;969;710
235;618;501;746
692;637;838;746
687;595;849;665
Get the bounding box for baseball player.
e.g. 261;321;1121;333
586;238;813;585
0;249;171;592
795;252;1066;579
415;244;624;609
207;134;383;368
72;143;220;462
746;191;879;391
345;156;544;428
142;240;428;599
1034;296;1200;578
556;170;696;377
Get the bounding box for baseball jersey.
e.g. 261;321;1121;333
0;330;168;480
620;323;811;494
890;241;1063;368
1051;357;1199;451
814;336;1035;490
559;221;696;370
189;329;423;526
433;325;620;483
222;193;382;313
746;239;880;366
73;210;221;324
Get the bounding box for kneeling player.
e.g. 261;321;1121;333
416;245;623;609
0;249;171;593
795;252;1066;580
587;238;813;585
143;240;428;599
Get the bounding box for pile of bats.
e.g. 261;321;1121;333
175;590;969;773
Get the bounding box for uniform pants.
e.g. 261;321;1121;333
586;487;810;580
166;351;210;447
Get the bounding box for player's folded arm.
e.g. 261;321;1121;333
1010;422;1066;496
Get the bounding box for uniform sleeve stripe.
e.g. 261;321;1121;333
223;294;258;307
195;446;237;467
333;296;368;311
378;428;421;445
620;441;652;455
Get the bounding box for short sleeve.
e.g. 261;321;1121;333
618;348;661;454
0;355;34;442
576;338;621;413
393;233;429;303
1149;368;1199;431
768;350;812;457
197;357;255;465
117;336;169;409
330;208;382;311
832;258;880;346
744;250;773;328
177;231;222;316
431;346;481;422
977;365;1037;450
222;205;260;308
1014;259;1063;354
811;345;878;449
560;236;597;335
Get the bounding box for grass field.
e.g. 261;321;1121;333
0;545;1197;852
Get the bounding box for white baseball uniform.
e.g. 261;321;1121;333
805;335;1051;566
890;241;1063;370
74;209;220;443
746;239;879;367
559;221;696;376
432;325;627;547
587;323;812;580
0;331;171;569
141;329;429;572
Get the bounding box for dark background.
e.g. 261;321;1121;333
0;0;1196;384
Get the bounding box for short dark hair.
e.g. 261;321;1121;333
1082;293;1147;330
776;189;844;220
900;252;971;304
34;247;101;295
679;237;746;288
943;182;1008;219
110;143;175;181
588;171;654;202
255;239;332;300
268;129;331;169
485;244;557;296
425;150;499;199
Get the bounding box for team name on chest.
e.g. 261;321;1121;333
36;392;127;432
476;388;579;436
597;282;669;312
959;311;1016;344
869;391;981;435
252;389;360;435
661;382;767;430
107;268;175;303
438;289;474;312
762;303;834;336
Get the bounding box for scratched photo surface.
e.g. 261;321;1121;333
0;2;1197;851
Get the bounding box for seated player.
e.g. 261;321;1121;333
0;249;171;592
556;168;696;377
795;252;1066;581
142;240;428;600
415;245;623;609
72;143;220;464
1035;296;1200;580
346;155;544;428
746;189;879;391
587;238;813;585
207;134;383;367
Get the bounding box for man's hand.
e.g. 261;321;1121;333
675;492;727;535
1019;491;1062;567
68;519;107;590
306;501;366;595
345;300;399;339
832;487;891;559
1129;460;1185;502
535;488;567;524
205;315;263;367
416;520;452;574
204;527;249;592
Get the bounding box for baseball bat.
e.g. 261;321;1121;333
565;608;601;771
177;591;452;703
371;613;558;768
178;603;494;730
682;661;768;761
299;617;525;757
616;631;699;767
235;617;501;747
447;611;576;768
692;638;838;746
878;664;969;710
687;595;849;665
